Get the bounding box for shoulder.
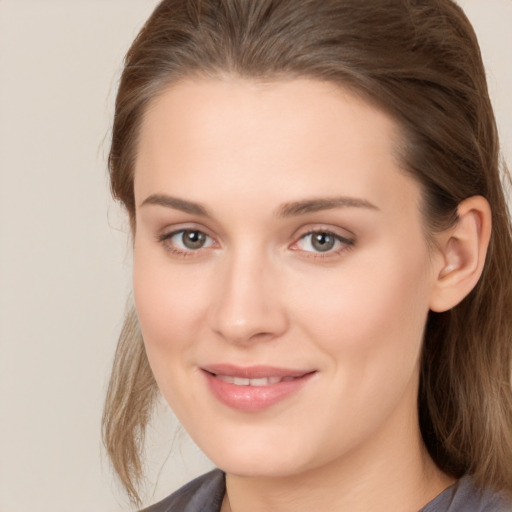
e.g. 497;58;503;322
420;476;512;512
140;469;226;512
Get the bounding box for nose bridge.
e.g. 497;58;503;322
209;243;287;344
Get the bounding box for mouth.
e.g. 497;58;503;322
213;375;296;386
201;364;316;412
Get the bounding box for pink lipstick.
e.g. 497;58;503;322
201;364;316;412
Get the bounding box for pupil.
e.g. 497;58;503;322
183;230;206;249
312;233;335;252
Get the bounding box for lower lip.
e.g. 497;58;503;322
203;371;315;412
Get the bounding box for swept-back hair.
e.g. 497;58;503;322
103;0;512;504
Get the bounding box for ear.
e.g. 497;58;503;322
429;196;492;313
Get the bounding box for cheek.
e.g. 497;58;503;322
132;248;214;417
286;243;432;449
132;242;209;366
290;241;432;362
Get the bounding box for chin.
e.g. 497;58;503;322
193;426;319;479
214;455;307;479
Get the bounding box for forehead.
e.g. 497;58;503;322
134;77;420;217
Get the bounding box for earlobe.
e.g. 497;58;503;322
429;196;492;313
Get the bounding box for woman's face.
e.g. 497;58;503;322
133;78;440;477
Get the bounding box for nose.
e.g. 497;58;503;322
207;249;289;345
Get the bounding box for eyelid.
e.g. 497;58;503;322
155;223;355;258
156;221;216;241
157;225;218;256
289;226;355;257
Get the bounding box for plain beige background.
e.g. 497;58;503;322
0;1;510;511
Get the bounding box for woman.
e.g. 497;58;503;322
102;1;512;510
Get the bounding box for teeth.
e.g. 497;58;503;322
216;375;287;386
217;375;234;384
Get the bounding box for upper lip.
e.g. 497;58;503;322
201;364;314;379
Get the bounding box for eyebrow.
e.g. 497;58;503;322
277;197;379;217
140;193;379;217
140;194;210;216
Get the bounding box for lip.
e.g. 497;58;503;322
201;364;316;412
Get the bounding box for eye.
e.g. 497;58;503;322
294;230;354;254
158;229;216;254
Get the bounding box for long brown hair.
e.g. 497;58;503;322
102;0;512;504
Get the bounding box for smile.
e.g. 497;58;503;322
215;375;293;386
201;365;316;412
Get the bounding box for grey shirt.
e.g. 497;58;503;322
141;469;511;512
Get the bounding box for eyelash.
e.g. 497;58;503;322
157;229;217;257
157;228;355;259
291;230;355;259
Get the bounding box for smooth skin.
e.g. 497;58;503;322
132;78;491;512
